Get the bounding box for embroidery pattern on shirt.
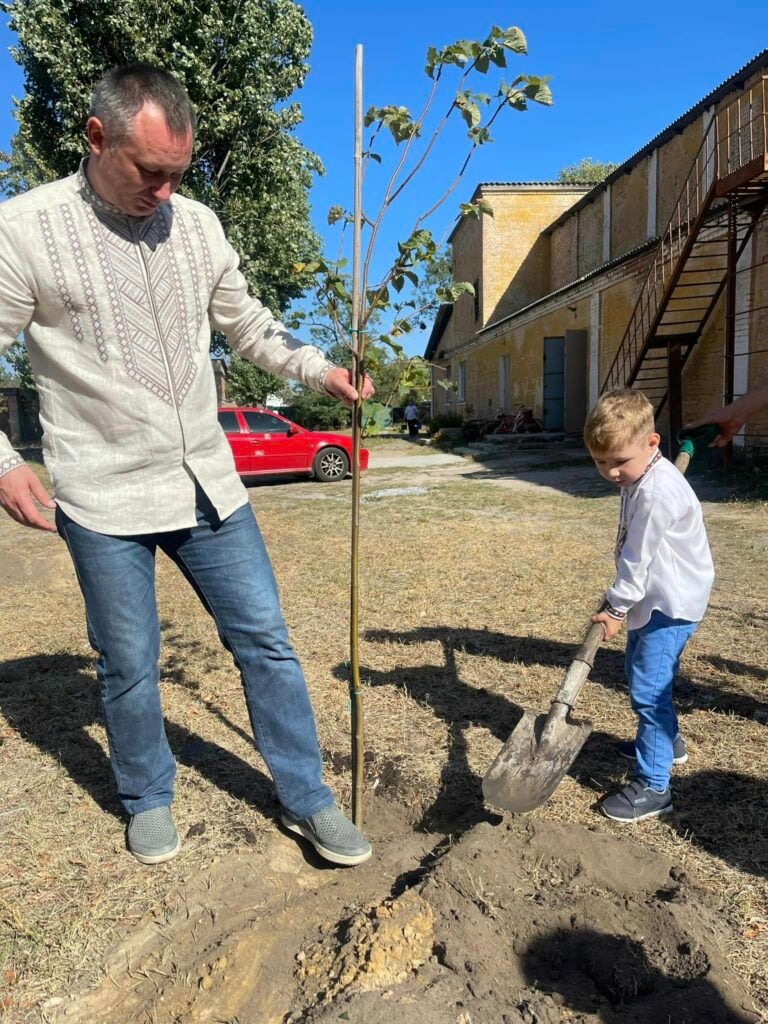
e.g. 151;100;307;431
38;210;84;343
146;205;197;404
614;450;662;561
189;211;215;292
176;213;204;333
85;206;197;406
0;454;24;477
61;204;108;362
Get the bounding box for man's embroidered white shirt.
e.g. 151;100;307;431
606;455;714;630
0;164;335;534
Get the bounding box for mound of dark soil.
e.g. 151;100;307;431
57;801;759;1024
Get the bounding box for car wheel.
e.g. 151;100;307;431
313;446;350;482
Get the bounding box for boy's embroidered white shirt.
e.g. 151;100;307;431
0;164;336;534
606;454;714;630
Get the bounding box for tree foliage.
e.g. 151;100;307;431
225;356;288;407
558;156;619;184
0;0;322;313
283;389;350;432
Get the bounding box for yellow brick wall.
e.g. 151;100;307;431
679;301;725;423
452;299;592;421
577;197;604;276
449;215;482;346
481;189;586;325
747;218;768;441
656;119;703;231
550;216;578;292
599;278;641;383
611;159;649;258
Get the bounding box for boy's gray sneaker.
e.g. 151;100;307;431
600;780;673;823
127;806;181;865
281;803;372;866
617;734;688;765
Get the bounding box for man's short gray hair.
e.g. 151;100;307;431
89;63;196;148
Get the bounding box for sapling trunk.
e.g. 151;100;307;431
349;44;365;827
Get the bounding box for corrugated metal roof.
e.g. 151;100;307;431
474;181;592;188
544;49;768;234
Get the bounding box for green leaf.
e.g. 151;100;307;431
490;48;507;69
365;151;382;163
468;126;492;145
502;26;528;54
436;281;475;303
378;336;405;357
327;205;344;225
459;198;494;218
361;400;393;437
523;75;553;106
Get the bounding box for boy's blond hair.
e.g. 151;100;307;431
583;389;655;453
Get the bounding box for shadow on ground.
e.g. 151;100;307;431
0;652;276;823
349;625;767;877
522;927;757;1023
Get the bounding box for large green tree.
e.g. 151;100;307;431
0;0;322;313
558;156;619;184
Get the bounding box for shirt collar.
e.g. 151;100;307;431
627;447;662;493
76;158;160;223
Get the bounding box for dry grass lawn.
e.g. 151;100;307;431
1;452;766;1021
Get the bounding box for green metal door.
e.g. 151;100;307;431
543;337;565;431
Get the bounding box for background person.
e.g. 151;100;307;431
404;399;420;437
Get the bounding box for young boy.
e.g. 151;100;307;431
583;389;714;823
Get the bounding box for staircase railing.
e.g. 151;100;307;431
602;75;768;394
715;75;768;186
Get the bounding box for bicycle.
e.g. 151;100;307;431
493;405;544;434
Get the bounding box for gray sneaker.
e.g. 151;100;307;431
600;780;672;823
127;806;181;865
617;734;688;765
281;803;372;866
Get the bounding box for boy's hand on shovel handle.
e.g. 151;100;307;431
591;611;622;641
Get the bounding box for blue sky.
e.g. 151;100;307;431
1;2;766;355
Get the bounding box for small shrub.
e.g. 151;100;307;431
428;413;463;436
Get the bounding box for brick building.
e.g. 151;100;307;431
426;51;768;448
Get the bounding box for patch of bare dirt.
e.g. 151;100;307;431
52;809;758;1024
3;453;767;1022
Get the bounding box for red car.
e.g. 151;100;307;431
217;406;369;482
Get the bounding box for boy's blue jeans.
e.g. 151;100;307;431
55;487;334;820
626;610;697;791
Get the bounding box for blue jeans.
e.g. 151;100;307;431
626;610;697;791
56;487;334;819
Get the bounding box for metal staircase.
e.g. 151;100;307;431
602;75;768;431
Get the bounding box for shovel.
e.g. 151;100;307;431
482;423;720;814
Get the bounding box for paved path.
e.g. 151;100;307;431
367;451;466;469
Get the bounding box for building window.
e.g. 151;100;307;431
445;364;452;404
473;279;480;323
457;361;466;403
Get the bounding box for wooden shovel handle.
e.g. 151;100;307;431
550;620;606;712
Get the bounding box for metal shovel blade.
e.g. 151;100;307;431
481;707;593;814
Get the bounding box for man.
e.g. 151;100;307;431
0;64;373;867
403;399;420;437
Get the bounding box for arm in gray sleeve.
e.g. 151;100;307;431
0;212;36;477
207;228;336;393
